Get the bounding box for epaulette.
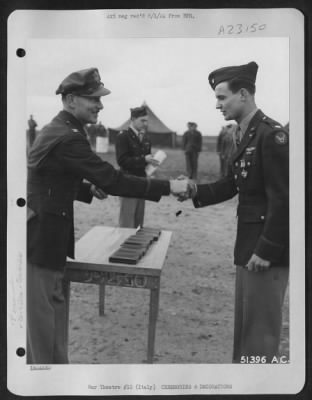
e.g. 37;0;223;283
260;115;286;132
261;115;288;145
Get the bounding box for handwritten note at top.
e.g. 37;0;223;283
106;12;195;20
218;23;266;35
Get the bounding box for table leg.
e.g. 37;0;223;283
99;284;105;316
147;284;160;363
63;280;71;354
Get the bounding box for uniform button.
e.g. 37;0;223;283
62;211;66;216
235;162;239;167
247;162;251;166
237;187;240;192
260;216;265;220
234;174;238;179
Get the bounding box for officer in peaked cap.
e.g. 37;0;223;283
27;68;188;364
187;61;289;362
115;104;160;228
55;67;111;97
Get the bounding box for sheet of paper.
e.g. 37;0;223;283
145;150;167;176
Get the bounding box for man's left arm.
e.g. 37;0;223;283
198;131;203;152
253;129;289;264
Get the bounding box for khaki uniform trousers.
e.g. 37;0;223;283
119;197;145;228
27;262;69;364
185;151;199;180
232;265;289;363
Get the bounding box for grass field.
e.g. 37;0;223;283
69;147;289;364
97;145;221;182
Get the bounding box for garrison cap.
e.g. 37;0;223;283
208;61;258;90
130;105;148;119
56;68;111;97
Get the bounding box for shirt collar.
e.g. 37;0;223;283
238;107;258;137
129;124;139;136
58;110;88;135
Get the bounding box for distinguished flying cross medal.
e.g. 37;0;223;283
240;159;248;178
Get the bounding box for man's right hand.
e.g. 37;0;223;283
169;179;189;196
90;185;108;200
145;154;160;167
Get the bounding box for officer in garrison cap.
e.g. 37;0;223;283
185;61;289;363
115;105;159;228
27;68;189;364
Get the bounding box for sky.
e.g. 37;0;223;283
26;37;289;136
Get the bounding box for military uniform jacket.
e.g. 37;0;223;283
27;111;170;270
193;110;289;267
182;130;203;153
115;127;152;177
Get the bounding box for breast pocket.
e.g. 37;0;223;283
130;143;142;157
142;141;151;154
243;150;257;169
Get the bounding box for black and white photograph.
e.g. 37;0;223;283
6;8;305;397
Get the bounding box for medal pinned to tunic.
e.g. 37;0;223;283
245;146;256;155
241;169;248;178
239;159;248;178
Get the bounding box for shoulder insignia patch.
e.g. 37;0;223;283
274;131;288;145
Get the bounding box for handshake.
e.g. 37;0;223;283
169;176;197;201
91;175;197;202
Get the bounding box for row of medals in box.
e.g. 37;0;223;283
109;227;161;264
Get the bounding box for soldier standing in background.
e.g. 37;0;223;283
97;121;107;137
216;123;236;177
182;122;202;180
115;105;159;228
86;121;107;151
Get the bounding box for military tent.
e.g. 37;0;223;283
108;102;177;148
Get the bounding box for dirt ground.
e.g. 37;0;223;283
68;148;289;364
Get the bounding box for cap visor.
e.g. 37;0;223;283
83;86;111;97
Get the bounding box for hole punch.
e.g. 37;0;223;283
16;48;26;57
17;198;26;207
16;347;26;357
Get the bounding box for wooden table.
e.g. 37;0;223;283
65;226;172;363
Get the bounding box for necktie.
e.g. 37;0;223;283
235;126;242;147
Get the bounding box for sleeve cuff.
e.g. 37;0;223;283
254;235;285;262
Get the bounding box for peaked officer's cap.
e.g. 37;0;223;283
208;61;258;90
56;68;111;97
130;105;148;119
